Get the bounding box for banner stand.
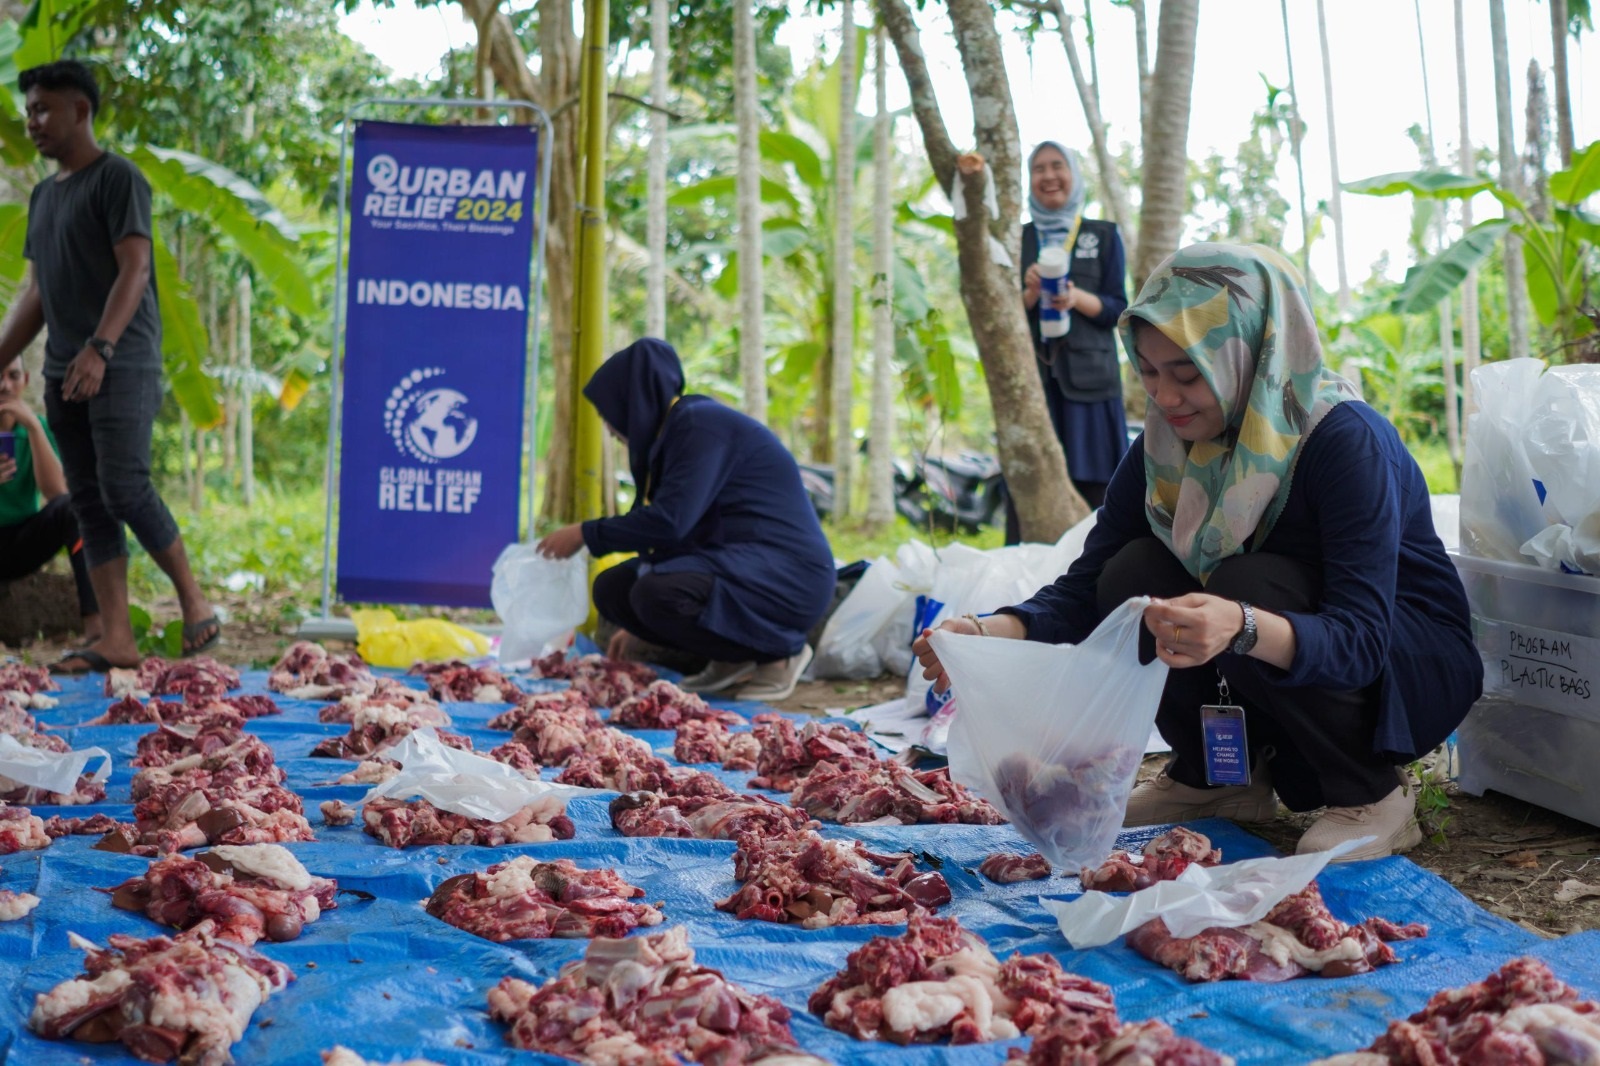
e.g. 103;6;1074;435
300;97;553;642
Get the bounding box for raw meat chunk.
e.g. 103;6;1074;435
426;856;662;940
1011;1019;1235;1065
29;920;292;1065
792;761;1005;825
412;660;522;703
42;812;132;838
89;696;269;727
993;746;1142;865
317;684;444;724
746;713;882;791
1080;827;1222;892
674;718;755;765
610;680;739;729
310;702;470;760
322;1048;444;1066
486;688;596;731
0;803;51;853
0;888;40;920
0;662;59;696
267;641;376;699
718;826;951;927
610;790;814;841
105;656;242;703
361;795;574;848
320;800;358;826
105;846;336;944
979;853;1052;884
555;748;733;798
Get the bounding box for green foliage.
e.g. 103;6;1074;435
127;487;326;605
1331;311;1446;445
1393;221;1512;315
128;605;184;659
151;237;222;428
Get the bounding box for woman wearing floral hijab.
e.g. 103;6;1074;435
1005;141;1130;542
916;244;1481;861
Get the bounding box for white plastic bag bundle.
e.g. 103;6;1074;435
1520;365;1600;575
361;727;593;823
0;733;111;795
491;544;590;664
812;557;905;680
876;540;938;677
931;597;1167;868
1459;358;1548;562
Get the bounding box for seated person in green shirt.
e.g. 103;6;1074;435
0;351;99;638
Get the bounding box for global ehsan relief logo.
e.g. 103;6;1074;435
378;368;485;516
385;368;479;464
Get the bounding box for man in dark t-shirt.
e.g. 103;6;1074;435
0;59;217;672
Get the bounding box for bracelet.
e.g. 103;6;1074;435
962;612;990;637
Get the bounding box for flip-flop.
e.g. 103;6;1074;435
182;617;222;657
49;647;115;675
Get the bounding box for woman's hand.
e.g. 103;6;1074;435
1049;280;1077;312
1143;595;1245;669
607;628;638;661
911;613;1028;694
536;523;585;559
1023;263;1042;309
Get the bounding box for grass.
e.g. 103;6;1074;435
1408;438;1460;495
823;514;1003;563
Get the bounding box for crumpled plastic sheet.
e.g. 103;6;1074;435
4;667;1600;1065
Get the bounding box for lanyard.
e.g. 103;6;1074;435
1060;211;1084;258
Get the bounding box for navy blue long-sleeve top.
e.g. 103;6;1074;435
581;396;837;659
1002;402;1482;759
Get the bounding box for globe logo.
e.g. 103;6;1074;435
384;368;479;464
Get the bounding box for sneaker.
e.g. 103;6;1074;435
736;645;814;703
1123;766;1278;827
678;660;757;694
1295;776;1424;862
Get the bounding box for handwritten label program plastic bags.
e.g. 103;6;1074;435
361;727;593;824
930;597;1167;869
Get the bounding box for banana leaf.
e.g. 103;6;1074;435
1549;139;1600;205
1392;221;1512;315
1344;170;1494;199
152;235;222;429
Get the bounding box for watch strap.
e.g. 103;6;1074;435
1230;601;1258;656
88;336;115;361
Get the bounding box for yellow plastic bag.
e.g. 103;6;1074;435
350;608;490;668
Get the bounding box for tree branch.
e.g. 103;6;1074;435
947;0;1023;234
876;0;959;192
607;91;686;120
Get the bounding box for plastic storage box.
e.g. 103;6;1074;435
1450;551;1600;827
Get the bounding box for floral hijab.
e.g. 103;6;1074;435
1118;243;1360;583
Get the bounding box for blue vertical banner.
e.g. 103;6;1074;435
337;121;537;607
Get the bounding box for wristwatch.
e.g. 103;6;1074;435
87;336;115;362
1229;601;1259;656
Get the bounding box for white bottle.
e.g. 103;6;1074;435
1037;245;1071;339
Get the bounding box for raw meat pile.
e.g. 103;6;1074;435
90;694;278;726
485;688;597;732
267;641;377;700
1;804;54;854
123;728;314;854
610;790;814;841
42;812;131;839
105;844;337;945
993;746;1142;863
361;795;575;848
310;702;472;759
487;925;825;1065
1012;1019;1235;1065
555;749;734;798
0;663;59;706
1128;881;1428;982
978;853;1053;884
513;709;654;769
717;826;952;927
29;919;293;1065
316;683;443;724
530;649;657;706
333;739;543;786
674;718;760;769
1080;827;1223;892
0;886;40;920
1312;957;1600;1065
412;659;522;703
426;856;662;940
610;680;739;729
105;656;242;703
745;713;883;790
791;761;1006;826
810;913;1119;1045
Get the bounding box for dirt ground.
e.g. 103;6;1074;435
9;587;1599;939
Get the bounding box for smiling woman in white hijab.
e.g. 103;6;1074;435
1007;141;1131;542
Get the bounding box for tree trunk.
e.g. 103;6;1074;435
1524;60;1551;224
830;0;858;518
645;0;668;337
1281;0;1312;283
1412;0;1458;469
1133;0;1199;290
216;273;236;481
1051;1;1136;268
1489;0;1532;364
1131;0;1151;145
1314;0;1350;313
458;0;582;524
734;0;767;422
1550;0;1574;167
1454;0;1481;413
238;272;254;507
877;0;1081;541
866;22;896;530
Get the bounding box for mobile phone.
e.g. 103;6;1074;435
0;431;15;460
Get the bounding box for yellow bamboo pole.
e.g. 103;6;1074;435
571;0;609;522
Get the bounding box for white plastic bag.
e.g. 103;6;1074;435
931;597;1168;868
361;727;593;823
1520;365;1600;574
812;557;904;680
491;544;591;664
0;733;111;795
1041;837;1366;949
1460;358;1548;562
875;540;938;678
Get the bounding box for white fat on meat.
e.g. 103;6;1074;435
30;968;134;1029
146;961;265;1053
321;1047;446;1066
209;844;314;891
0;889;40;920
1244;921;1367;972
484;856;543;901
1499;1003;1600;1063
472;684;505;703
105;670;147;698
879;975;1019;1041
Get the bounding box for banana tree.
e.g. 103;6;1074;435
1346;138;1600;360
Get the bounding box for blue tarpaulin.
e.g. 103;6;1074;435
3;665;1598;1065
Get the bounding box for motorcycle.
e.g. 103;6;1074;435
798;448;1010;535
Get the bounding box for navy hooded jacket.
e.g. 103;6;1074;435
579;339;837;659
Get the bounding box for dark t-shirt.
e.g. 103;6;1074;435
24;152;161;376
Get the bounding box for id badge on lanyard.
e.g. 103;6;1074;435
1201;671;1249;786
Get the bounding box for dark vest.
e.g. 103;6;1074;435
1022;218;1122;403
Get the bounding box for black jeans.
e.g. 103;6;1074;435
1097;538;1399;811
0;496;98;616
593;558;778;664
44;370;180;570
